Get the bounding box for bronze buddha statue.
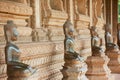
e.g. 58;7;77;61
105;24;119;51
90;26;104;56
63;20;83;61
4;20;36;78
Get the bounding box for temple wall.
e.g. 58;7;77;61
0;0;106;80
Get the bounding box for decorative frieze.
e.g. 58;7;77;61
0;41;64;80
0;0;32;15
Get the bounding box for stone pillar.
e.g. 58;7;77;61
68;0;74;23
112;0;118;44
105;0;112;25
30;0;41;29
90;0;93;26
30;0;48;42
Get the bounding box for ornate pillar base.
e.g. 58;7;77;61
61;59;88;80
86;56;114;80
106;50;120;73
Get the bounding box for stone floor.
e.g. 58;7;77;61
112;74;120;80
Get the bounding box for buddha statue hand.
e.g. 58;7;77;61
74;52;84;61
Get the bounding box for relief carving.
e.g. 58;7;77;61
50;0;64;11
92;0;98;26
8;0;27;4
0;1;32;15
75;0;88;15
96;0;103;18
92;0;104;26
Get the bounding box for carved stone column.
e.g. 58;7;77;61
30;0;41;29
112;0;118;45
30;0;47;42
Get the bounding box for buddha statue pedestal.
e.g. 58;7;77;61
86;56;114;80
7;66;38;80
61;59;88;80
106;50;120;73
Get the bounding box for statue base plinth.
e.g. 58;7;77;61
61;59;88;80
8;67;39;80
8;70;39;80
86;56;114;80
106;50;120;73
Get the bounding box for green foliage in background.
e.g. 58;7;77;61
118;0;120;22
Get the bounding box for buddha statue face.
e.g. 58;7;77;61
11;27;18;41
63;20;74;38
5;20;19;42
90;26;98;37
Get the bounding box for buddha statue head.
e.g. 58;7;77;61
63;20;74;38
90;26;98;37
4;20;19;43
